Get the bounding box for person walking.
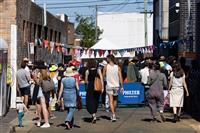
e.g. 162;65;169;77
57;63;65;111
40;69;56;119
85;59;104;123
16;61;31;107
58;67;79;129
168;62;189;123
139;62;149;87
146;62;167;122
31;67;50;128
127;58;139;83
16;97;29;128
103;55;123;122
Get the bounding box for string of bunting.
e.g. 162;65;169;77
30;38;154;58
159;39;184;48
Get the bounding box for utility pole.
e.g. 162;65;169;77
95;5;98;42
144;0;148;46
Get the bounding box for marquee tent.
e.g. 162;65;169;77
90;38;121;50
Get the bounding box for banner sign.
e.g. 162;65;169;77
118;83;144;104
79;84;87;105
79;83;144;105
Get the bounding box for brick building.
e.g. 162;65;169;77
153;0;169;57
0;0;68;67
169;0;198;59
154;0;200;62
67;22;75;45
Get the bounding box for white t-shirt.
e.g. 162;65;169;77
16;103;26;113
139;67;149;84
106;64;120;88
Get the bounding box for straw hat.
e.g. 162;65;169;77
64;67;75;77
16;97;23;103
27;61;33;66
49;65;58;72
159;56;166;61
23;57;29;62
100;60;107;66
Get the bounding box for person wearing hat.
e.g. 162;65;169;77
127;57;139;83
16;61;31;107
99;60;108;111
23;58;30;73
16;97;28;128
49;64;58;99
58;67;79;129
57;63;65;111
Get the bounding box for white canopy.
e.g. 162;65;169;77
90;38;121;50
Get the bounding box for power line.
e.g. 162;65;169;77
106;0;129;12
114;0;131;12
46;1;153;9
37;0;112;5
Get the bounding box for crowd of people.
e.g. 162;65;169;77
15;54;200;129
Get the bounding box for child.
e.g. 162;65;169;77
16;97;28;128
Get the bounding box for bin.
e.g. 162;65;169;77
0;38;8;116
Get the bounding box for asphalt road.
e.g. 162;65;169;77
26;107;196;133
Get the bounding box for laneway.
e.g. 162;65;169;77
17;107;197;133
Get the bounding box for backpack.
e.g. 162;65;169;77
41;78;54;93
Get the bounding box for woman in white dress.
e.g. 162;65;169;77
168;62;189;123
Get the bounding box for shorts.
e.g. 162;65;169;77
106;86;119;96
19;86;30;96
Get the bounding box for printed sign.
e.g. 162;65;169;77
79;83;144;105
118;83;144;104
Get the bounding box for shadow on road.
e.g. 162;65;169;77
99;115;110;121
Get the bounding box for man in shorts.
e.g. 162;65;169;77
103;55;124;122
16;61;31;107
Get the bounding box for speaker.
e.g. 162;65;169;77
64;55;72;64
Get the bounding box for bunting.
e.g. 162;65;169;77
27;38;154;59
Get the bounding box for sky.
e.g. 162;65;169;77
35;0;153;23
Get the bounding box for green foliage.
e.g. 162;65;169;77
75;15;103;48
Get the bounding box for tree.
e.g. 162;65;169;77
75;15;103;48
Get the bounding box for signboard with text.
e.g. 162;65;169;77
118;83;144;104
79;83;144;105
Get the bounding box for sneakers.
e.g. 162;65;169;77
50;115;56;119
111;115;117;122
36;121;41;127
106;108;110;112
92;114;97;124
18;125;24;128
40;123;50;128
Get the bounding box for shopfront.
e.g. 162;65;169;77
0;38;8;116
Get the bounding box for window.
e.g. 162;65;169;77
50;29;53;41
58;32;61;42
34;24;37;40
22;20;26;43
54;31;57;42
29;22;32;41
37;25;42;38
44;27;48;39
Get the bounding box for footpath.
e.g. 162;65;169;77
1;106;200;133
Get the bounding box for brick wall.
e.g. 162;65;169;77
1;0;68;67
179;0;196;52
16;0;67;65
0;0;17;64
196;2;200;62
